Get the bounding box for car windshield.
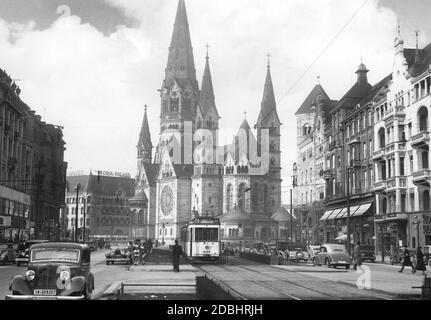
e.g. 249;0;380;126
326;246;347;254
31;248;80;263
287;243;307;251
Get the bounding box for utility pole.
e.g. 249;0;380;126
346;166;351;256
413;216;421;248
82;197;86;243
290;189;293;242
74;184;80;243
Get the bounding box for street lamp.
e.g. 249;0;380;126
346;165;351;255
74;184;81;243
291;162;298;242
82;197;87;243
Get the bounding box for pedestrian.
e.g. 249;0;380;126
172;239;184;272
353;241;362;270
398;245;415;273
414;247;427;275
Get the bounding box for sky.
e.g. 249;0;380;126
0;0;430;203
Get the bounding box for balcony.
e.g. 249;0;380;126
372;149;385;162
373;180;387;193
386;176;407;191
329;141;336;151
323;169;333;180
350;159;362;167
411;131;430;149
412;169;431;186
384;141;406;156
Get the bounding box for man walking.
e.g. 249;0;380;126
398;245;415;273
353;241;362;270
414;247;427;275
172;240;184;272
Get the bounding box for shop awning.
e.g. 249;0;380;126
327;208;342;220
338;205;360;219
352;203;373;217
320;210;334;221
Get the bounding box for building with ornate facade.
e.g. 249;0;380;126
64;173;135;241
294;84;337;244
133;0;289;246
296;27;431;256
0;69;67;242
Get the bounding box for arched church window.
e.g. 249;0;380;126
170;92;179;112
182;93;191;111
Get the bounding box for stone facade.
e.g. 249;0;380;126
134;0;287;246
0;69;67;242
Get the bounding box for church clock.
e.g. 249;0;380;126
160;185;174;216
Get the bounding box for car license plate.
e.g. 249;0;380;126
34;289;57;296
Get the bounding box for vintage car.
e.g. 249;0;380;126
313;244;352;269
105;246;132;265
6;243;95;300
285;242;309;262
0;244;16;264
15;240;49;266
359;245;376;263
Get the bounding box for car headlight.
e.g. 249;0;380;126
59;270;70;281
26;270;36;281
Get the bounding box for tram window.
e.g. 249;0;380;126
194;228;218;241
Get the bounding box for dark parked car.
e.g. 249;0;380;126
15;240;49;266
6;243;95;300
313;244;352;269
105;246;132;265
285;242;309;262
359;245;376;263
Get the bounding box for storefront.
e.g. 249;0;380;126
0;185;31;243
375;218;407;255
320;202;374;246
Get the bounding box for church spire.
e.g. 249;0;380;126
199;46;219;119
256;56;278;127
138;105;153;163
165;0;197;82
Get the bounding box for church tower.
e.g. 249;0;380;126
255;60;282;215
191;52;223;217
138;105;153;164
160;0;200;164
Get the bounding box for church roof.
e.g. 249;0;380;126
271;207;296;222
295;84;330;115
165;0;197;85
199;56;219;118
138;106;152;148
130;189;148;202
173;164;194;178
66;174;135;198
256;66;280;126
405;43;431;78
143;163;160;186
220;206;253;222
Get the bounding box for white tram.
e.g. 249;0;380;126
180;217;221;263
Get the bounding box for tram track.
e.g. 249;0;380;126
195;260;393;300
